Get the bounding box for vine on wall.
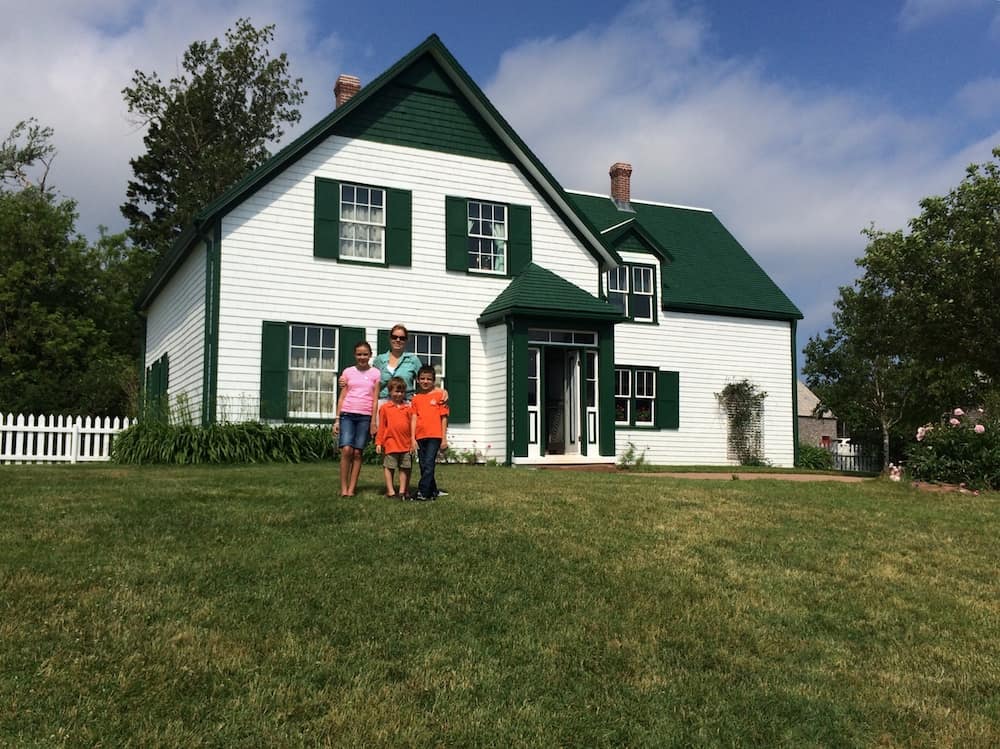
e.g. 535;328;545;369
716;380;768;465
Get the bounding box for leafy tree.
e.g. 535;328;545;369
0;186;127;415
803;278;920;469
805;149;1000;467
0;122;141;416
0;118;56;192
121;18;306;257
859;149;1000;394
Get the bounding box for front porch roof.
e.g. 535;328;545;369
477;262;625;326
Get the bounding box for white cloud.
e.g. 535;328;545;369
0;0;343;235
898;0;990;30
955;76;1000;118
486;0;999;346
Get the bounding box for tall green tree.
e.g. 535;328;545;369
805;149;1000;464
0;121;139;417
121;18;306;257
803;274;922;469
859;149;1000;392
0;186;130;415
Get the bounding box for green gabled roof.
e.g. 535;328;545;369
478;262;625;326
601;220;674;263
138;34;617;311
478;263;625;325
568;192;802;321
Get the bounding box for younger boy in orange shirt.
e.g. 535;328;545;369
375;377;414;499
411;365;450;501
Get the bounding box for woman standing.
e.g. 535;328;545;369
372;324;424;400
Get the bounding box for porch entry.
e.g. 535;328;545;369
526;328;599;458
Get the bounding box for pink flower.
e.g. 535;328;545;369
975;424;986;434
949;417;961;426
953;408;965;416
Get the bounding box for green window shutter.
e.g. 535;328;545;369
386;188;412;267
260;322;289;420
314;178;340;259
338;327;366;371
657;370;680;429
507;204;532;275
376;329;390;356
445;334;471;424
160;353;169;401
445;196;468;271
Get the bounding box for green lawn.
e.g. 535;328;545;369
2;464;998;747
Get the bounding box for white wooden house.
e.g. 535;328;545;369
138;35;803;466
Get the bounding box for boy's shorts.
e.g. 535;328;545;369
383;452;412;470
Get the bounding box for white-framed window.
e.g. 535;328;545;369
527;329;598;347
340;183;385;262
606;266;628;316
604;264;656;322
468;200;507;274
615;367;657;426
410;332;446;387
585;351;598;409
634;368;656;425
615;368;632;425
288;325;337;418
631;266;654;322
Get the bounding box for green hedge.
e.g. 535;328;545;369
112;422;337;465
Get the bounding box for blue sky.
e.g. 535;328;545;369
3;0;999;361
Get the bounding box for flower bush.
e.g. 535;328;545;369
906;407;1000;490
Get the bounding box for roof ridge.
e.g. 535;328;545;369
566;188;713;213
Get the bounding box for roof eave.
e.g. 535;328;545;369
663;302;803;321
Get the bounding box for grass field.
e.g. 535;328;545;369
2;464;998;747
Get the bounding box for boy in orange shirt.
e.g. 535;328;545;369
375;377;414;499
410;365;450;501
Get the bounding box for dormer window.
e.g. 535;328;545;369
605;264;655;322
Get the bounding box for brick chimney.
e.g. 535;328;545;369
609;162;633;205
334;74;361;107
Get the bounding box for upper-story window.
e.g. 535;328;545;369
605;264;655;322
467;200;507;274
339;184;385;262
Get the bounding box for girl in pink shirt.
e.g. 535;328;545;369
333;341;380;496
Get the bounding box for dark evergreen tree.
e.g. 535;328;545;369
121;18;306;257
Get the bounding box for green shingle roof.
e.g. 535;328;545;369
568;193;802;321
478;263;624;325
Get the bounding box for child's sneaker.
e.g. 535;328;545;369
434;490;449;497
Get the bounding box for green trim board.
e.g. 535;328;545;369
790;319;799;466
137;34;618;313
205;221;222;424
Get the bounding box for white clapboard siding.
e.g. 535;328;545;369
0;414;133;464
614;311;795;467
212;137;601;436
145;241;208;421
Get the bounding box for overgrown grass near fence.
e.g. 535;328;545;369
111;421;336;464
2;465;998;746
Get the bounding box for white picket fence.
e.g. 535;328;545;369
0;413;133;464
